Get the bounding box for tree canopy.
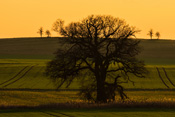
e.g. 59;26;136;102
45;30;51;37
46;15;147;103
155;32;160;39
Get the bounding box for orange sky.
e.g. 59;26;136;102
0;0;175;39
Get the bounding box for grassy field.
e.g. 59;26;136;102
138;39;175;65
0;108;175;117
0;37;60;59
0;38;175;90
0;59;175;90
0;90;175;116
0;38;175;64
1;38;175;116
0;90;175;107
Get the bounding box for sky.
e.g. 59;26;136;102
0;0;175;39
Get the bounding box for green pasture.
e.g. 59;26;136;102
0;59;175;89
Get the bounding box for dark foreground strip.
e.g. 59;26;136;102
156;67;169;88
0;66;28;86
162;67;175;87
2;66;35;88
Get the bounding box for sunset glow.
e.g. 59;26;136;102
0;0;175;39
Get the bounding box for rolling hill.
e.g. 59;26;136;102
0;37;175;90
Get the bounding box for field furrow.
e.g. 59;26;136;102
2;65;35;88
156;67;170;88
163;67;175;87
0;66;28;86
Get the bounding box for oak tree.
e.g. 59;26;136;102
46;15;147;103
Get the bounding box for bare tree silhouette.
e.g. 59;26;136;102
147;29;153;39
37;27;43;38
46;15;147;103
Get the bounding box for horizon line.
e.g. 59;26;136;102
0;36;174;40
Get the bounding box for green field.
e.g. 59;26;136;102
0;108;175;117
1;60;175;89
0;38;175;90
0;90;175;116
1;38;175;116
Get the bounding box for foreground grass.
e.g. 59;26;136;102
0;90;175;108
0;108;175;117
0;90;175;116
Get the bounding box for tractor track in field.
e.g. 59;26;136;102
162;67;175;87
0;66;28;86
156;67;169;88
2;65;35;88
40;111;60;117
17;65;41;88
41;111;74;117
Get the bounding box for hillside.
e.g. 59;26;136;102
0;37;61;59
138;39;175;65
0;37;175;90
0;37;175;65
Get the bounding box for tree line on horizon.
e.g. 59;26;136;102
37;26;161;40
147;29;160;39
37;27;51;38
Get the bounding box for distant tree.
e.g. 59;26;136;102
46;15;147;103
37;27;43;38
155;32;160;39
45;30;51;37
147;29;153;39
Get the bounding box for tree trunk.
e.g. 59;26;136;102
94;52;107;103
96;73;107;103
